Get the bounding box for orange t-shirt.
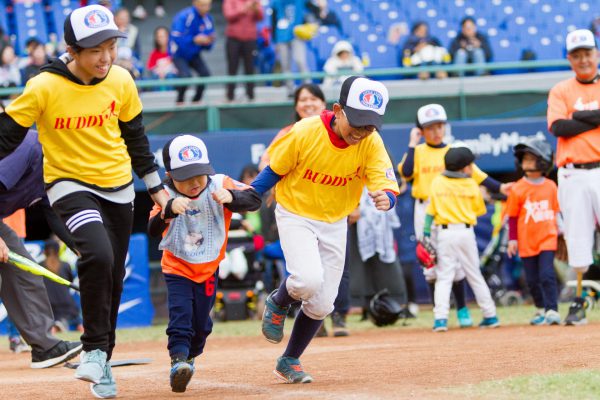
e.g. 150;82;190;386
3;209;26;239
547;77;600;167
150;176;250;284
505;177;559;257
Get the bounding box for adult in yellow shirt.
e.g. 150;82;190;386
252;76;399;383
0;5;168;398
398;104;511;326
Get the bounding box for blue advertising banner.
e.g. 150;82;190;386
0;234;153;334
136;117;551;190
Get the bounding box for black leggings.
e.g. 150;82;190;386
52;192;133;360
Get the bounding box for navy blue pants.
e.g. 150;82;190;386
164;273;217;359
521;251;558;312
173;55;210;103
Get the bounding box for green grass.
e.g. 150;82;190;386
443;370;600;400
41;303;599;343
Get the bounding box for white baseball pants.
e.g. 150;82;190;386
558;167;600;271
433;225;496;320
275;205;347;320
414;200;464;283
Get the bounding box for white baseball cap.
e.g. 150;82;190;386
339;76;389;131
566;29;596;53
417;104;447;128
64;5;126;48
163;135;215;181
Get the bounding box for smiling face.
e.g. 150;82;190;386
68;38;117;84
170;174;208;197
295;87;326;119
332;103;376;146
567;48;599;81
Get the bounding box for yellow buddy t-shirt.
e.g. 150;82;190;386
426;175;487;226
6;65;142;188
398;143;487;200
269;114;400;223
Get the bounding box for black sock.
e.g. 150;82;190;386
273;277;295;308
452;279;467;310
282;310;323;359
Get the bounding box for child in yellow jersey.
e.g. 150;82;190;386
424;146;498;332
148;135;261;393
398;103;511;326
252;76;399;383
0;5;170;398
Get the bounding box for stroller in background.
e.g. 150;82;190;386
480;223;524;307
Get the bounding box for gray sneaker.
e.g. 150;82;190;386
75;349;107;384
274;356;313;384
262;290;290;343
90;364;117;399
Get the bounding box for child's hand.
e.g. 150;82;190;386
507;240;518;258
500;182;514;195
408;127;423;147
212;188;233;204
171;197;191;215
369;190;391;211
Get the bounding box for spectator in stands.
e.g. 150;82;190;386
271;0;311;97
0;45;21;92
401;21;449;80
132;0;166;19
449;17;492;76
20;40;48;85
147;26;177;82
42;239;83;333
323;40;363;87
223;0;264;102
0;26;9;55
306;0;342;32
171;0;215;104
114;7;144;79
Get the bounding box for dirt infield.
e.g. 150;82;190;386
1;323;600;400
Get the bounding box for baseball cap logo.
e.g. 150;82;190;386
179;146;202;162
425;107;439;117
571;34;588;44
84;9;110;28
359;90;383;110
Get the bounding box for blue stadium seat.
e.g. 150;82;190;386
13;0;49;56
48;0;79;43
0;0;9;37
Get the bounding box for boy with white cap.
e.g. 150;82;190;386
252;76;399;383
148;134;261;392
547;28;600;325
398;104;511;326
0;4;171;398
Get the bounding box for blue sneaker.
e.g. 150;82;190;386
90;364;116;399
433;319;448;332
274;356;313;384
170;358;195;393
457;307;473;328
530;309;545;325
479;316;500;328
262;290;290;343
544;310;561;325
74;349;107;384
